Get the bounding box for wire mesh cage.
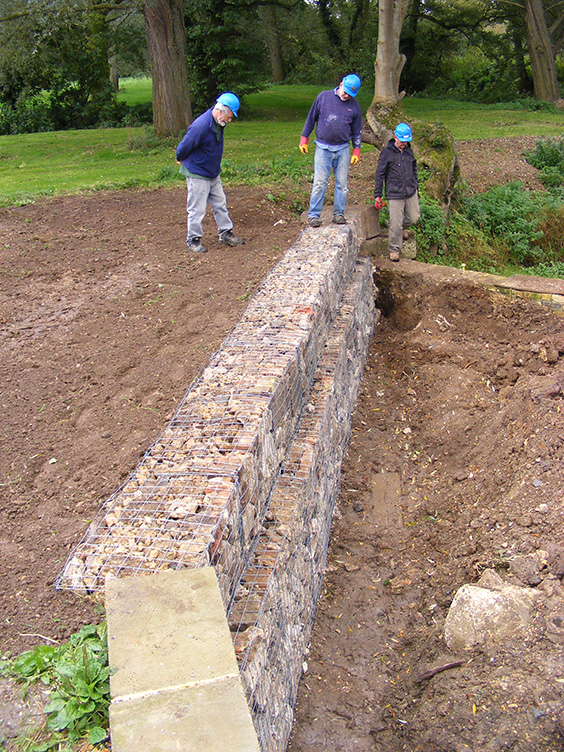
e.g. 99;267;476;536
57;223;375;751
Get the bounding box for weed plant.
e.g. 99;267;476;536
1;623;111;750
523;137;564;191
419;177;564;277
459;182;546;265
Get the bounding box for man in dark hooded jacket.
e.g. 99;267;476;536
374;123;420;261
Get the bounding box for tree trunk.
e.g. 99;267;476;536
400;0;420;87
512;25;533;95
260;5;285;82
144;0;192;138
372;0;409;106
364;0;458;210
523;0;563;105
109;54;119;93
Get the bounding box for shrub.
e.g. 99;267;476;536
539;166;563;190
534;201;564;260
524;137;564;172
0;93;53;135
416;196;448;254
458;182;547;265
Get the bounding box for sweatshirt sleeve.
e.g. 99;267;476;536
301;96;320;139
351;105;362;150
176;120;202;161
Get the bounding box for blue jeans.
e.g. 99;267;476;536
308;145;349;218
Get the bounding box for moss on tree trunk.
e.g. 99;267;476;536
363;100;459;211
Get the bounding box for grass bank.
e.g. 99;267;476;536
0;80;563;207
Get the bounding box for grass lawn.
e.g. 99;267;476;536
0;79;563;206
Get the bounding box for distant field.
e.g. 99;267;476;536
119;78;564;139
0;80;563;206
117;77;153;106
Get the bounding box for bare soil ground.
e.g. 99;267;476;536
2;136;564;750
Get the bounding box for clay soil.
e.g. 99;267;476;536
2;136;564;750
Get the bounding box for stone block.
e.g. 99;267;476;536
402;235;417;260
106;568;239;698
110;677;260;752
360;236;388;257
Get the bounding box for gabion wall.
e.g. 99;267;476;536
57;222;376;751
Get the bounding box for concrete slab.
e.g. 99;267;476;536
369;470;403;527
109;676;260;752
106;568;240;698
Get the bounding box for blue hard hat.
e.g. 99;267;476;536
342;74;361;97
216;92;240;116
394;123;413;142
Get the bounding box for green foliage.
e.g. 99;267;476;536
524;137;564;191
459;182;547;264
185;0;268;114
416;196;448;254
0;94;52;135
419;211;501;273
539;166;564;190
524;137;564;171
1;623;111;748
0;3;151;134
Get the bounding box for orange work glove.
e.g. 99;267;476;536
350;148;360;165
299;136;309;155
374;197;385;210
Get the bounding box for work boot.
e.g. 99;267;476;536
389;249;400;262
187;237;207;253
308;216;322;227
333;214;346;224
219;230;245;246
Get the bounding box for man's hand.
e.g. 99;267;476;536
374;197;385;210
350;148;360;165
299;136;309;155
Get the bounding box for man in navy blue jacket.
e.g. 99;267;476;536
176;92;244;253
299;75;362;227
374;123;420;262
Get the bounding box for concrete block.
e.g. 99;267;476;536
110;677;260;752
363;205;381;239
106;567;260;752
106;568;240;698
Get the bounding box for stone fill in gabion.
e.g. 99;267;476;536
229;259;376;750
57;216;376;751
57;225;359;603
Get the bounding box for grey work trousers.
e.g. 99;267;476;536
387;193;421;253
186;175;233;241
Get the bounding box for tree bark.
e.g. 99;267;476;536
372;0;409;106
144;0;192;138
109;54;119;92
523;0;563;104
260;5;285;82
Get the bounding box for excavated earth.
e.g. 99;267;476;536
2;136;564;751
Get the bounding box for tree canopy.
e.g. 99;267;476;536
1;0;563;136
